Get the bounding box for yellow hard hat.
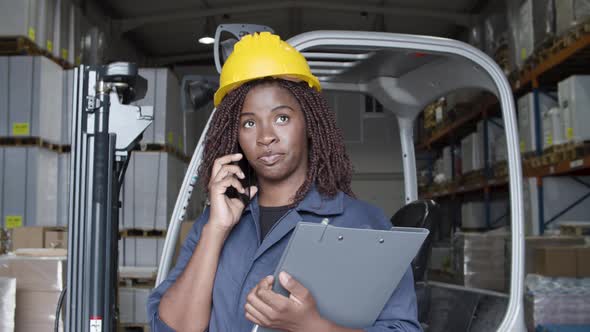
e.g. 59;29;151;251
214;32;321;106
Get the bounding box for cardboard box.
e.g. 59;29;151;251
0;256;66;292
44;230;67;249
15;290;62;327
576;246;590;277
534;247;577;277
11;226;66;250
524;236;586;273
11;226;44;250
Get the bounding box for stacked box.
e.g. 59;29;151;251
119;287;152;325
0;0;39;46
0;256;66;331
37;0;56;53
0;277;16;332
61;69;74;144
441;146;452;181
556;0;590;35
461;133;482;173
1;147;64;227
518;92;558;153
525;274;590;331
453;230;508;292
542;106;567;148
507;0;554;69
57;153;70;226
68;3;83;65
429;245;452;272
134;68;184;150
484;12;509;57
51;0;69;61
0;56;64;142
477;118;505;165
119;237;165;268
120;152;189;230
558;75;590;143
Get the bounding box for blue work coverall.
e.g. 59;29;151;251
148;186;422;331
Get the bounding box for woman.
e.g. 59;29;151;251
148;32;420;332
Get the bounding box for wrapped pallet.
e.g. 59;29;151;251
120;151;193;230
507;0;555;69
0;256;66;332
0;0;38;46
134;68;184;150
2;147;62;227
0;277;16;332
517;92;557;154
0;56;64;142
453;230;508;292
525;274;590;331
558;75;590;143
556;0;590;35
461;133;482;174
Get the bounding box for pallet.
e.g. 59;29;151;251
0;136;71;153
119;323;150;332
460;169;485;186
132;143;190;163
119;228;166;238
493;161;508;178
0;36;74;69
118;277;156;288
560;221;590;236
0;36;41;56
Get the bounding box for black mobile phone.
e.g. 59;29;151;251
224;147;252;206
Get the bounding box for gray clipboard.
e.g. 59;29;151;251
254;222;429;332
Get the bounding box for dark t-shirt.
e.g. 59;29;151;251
259;205;290;239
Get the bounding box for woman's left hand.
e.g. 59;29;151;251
245;272;330;332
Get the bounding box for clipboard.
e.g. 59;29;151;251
253;222;429;332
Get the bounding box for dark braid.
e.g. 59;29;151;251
198;78;354;206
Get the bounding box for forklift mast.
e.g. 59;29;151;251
65;63;153;332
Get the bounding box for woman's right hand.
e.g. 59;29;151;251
207;153;258;233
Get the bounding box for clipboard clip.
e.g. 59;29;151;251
319;218;330;242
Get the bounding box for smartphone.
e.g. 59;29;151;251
224;146;252;206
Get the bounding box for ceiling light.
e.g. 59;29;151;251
198;36;215;45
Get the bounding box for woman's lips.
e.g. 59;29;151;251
258;153;284;165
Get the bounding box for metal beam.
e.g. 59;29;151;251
146;52;213;66
114;1;475;33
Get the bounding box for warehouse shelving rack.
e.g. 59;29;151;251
416;20;590;234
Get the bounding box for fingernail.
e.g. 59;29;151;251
280;271;290;284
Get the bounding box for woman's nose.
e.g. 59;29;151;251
257;125;278;146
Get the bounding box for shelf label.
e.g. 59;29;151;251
61;49;69;60
5;216;23;229
46;40;53;52
12;123;30;136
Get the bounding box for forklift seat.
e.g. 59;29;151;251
390;199;439;282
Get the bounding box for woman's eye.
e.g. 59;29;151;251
276;115;289;124
243;120;255;128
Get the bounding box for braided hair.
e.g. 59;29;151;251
198;78;354;206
